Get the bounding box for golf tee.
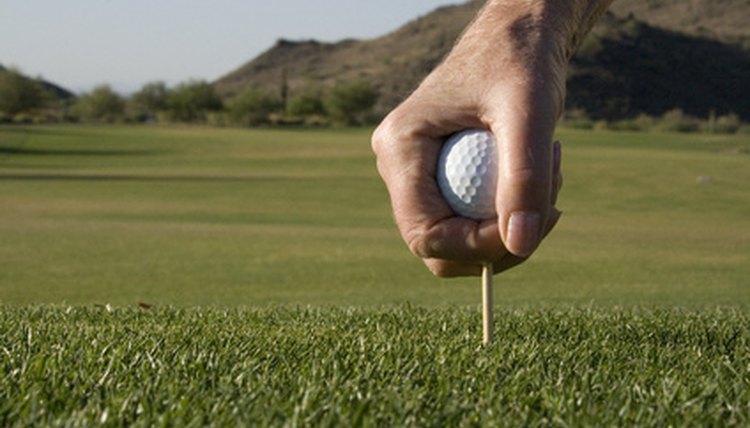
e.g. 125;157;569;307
482;262;494;344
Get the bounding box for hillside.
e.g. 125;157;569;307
214;1;481;114
610;0;750;47
567;13;750;119
0;64;75;101
214;0;750;120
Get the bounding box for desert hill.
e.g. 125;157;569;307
214;1;481;113
610;0;750;47
215;0;750;120
568;13;750;119
0;64;75;101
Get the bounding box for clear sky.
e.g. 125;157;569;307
0;0;461;95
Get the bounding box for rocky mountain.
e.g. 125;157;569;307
214;1;481;114
609;0;750;47
214;0;750;120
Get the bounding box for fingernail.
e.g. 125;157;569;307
507;211;541;257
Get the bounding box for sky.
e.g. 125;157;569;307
0;0;460;95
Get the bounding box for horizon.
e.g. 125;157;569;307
0;0;460;95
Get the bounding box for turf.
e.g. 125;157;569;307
2;305;749;426
1;125;749;307
1;125;750;425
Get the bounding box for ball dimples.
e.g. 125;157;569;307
437;129;498;220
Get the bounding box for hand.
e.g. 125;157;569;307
371;0;582;277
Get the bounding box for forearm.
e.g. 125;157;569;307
430;0;613;122
459;0;614;64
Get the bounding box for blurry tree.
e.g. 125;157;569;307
166;80;222;122
74;85;124;122
287;83;326;118
714;113;742;134
129;81;168;122
324;80;378;125
226;88;281;126
658;109;701;133
0;68;47;115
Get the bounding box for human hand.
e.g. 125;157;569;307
371;0;608;277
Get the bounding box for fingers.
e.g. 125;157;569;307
373;105;508;265
486;91;559;258
373;75;565;278
422;207;562;277
419;140;563;278
373;101;566;277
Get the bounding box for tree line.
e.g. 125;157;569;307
4;66;748;134
0;67;379;126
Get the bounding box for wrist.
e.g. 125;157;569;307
477;0;614;60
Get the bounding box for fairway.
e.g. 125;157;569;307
1;125;749;307
1;125;750;425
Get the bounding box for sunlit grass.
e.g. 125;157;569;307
2;305;749;426
2;125;750;425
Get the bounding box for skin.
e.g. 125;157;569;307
371;0;614;277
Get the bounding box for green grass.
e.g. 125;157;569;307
2;306;749;426
1;125;749;307
1;125;750;425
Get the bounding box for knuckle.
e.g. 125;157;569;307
507;165;541;184
428;264;453;278
505;166;552;199
370;109;407;157
370;123;388;156
424;260;456;278
406;229;434;259
405;221;454;260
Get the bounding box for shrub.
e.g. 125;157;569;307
607;114;655;132
0;68;47;115
632;113;656;131
206;112;229;127
714;113;742;134
72;85;125;123
226;88;281;126
166;80;222;123
287;84;326;118
324;80;378;126
561;109;594;130
129;81;168;122
657;109;701;133
304;114;330;127
592;120;609;131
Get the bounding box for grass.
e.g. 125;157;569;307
2;305;749;426
1;125;750;425
1;125;749;307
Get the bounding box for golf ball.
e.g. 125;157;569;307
436;129;498;220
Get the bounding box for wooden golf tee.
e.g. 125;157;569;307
482;262;494;344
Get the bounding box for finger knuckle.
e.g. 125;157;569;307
424;259;463;278
406;229;434;259
426;263;455;278
370;110;407;157
507;165;539;184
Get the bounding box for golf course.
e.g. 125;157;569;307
1;125;750;425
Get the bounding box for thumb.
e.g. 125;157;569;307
488;100;557;258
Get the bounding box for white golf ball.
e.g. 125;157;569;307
436;129;498;220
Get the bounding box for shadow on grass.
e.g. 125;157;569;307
0;173;295;183
0;147;166;157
